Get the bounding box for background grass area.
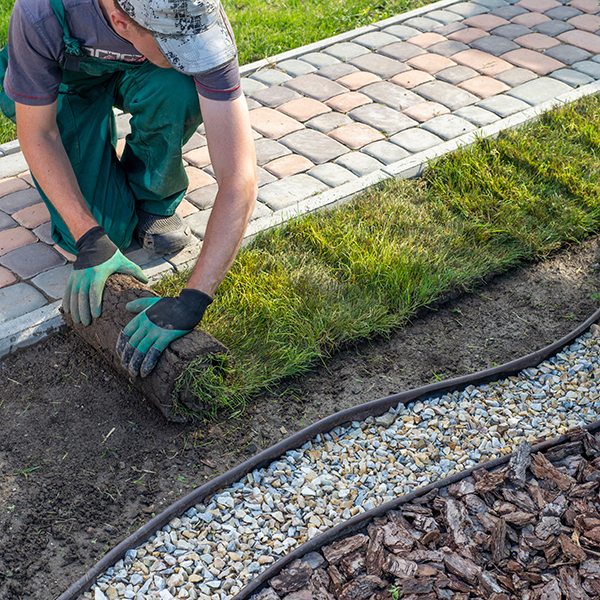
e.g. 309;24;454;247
155;94;600;415
0;0;15;144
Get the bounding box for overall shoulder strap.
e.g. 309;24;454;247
49;0;85;57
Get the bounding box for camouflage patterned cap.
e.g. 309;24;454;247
118;0;236;74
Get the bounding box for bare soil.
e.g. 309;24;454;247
2;237;600;600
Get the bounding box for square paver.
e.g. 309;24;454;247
378;41;427;62
241;77;268;96
0;226;37;255
491;5;529;18
452;49;514;75
0;153;29;180
511;12;550;27
543;44;591;65
446;2;490;18
514;32;561;50
421;114;478;140
335;152;385;177
299;52;341;69
276;59;318;77
567;0;600;13
0;242;66;279
0;189;43;215
403;17;445;32
448;27;490;44
471;34;520;55
458;75;511;98
382;24;421;41
249;107;304;139
263;154;315;178
0;211;16;232
550;67;593;86
186;184;219;209
390;128;443;152
33;221;53;244
257;174;330;211
463;14;511;30
476;94;531;116
183;209;211;238
257;167;277;188
360;82;423;111
390;70;435;89
254;139;292;166
454;105;501;126
325;92;372;113
182;132;206;153
185;166;215;191
336;71;382;91
545;5;582;19
361;140;411;164
409;32;448;48
412;80;479;111
323;42;371;62
184;146;211;168
0;266;17;289
31;264;73;300
54;244;76;263
12;203;50;229
328;122;385;149
353;32;400;50
308;163;358;187
436;65;480;84
532;20;574;35
572;60;600;78
495;66;538;85
279;129;349;164
349;54;411;79
492;23;533;38
402;101;450;122
501;48;565;74
349;104;418;135
278;98;331;122
516;0;562;12
251;86;302;108
557;30;600;54
0;177;29;198
249;69;292;87
175;199;198;218
285;74;348;102
426;10;465;25
318;63;359;81
407;53;458;74
428;40;470;57
306;113;353;133
0;282;48;324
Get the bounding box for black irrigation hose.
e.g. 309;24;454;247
57;305;600;600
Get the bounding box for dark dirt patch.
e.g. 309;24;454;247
2;237;600;599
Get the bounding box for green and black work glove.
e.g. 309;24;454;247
64;226;148;325
116;289;212;378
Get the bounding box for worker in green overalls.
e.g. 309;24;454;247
1;0;257;378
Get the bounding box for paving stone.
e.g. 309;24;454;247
390;70;435;89
349;103;418;135
572;60;600;78
567;0;600;13
428;40;470;56
511;12;550;26
454;105;502;126
473;0;509;9
360;82;423;111
546;5;582;18
402;101;451;122
516;0;562;11
241;77;267;96
325;92;372;113
334;152;385;177
349;54;410;78
278;97;331;122
448;27;490;44
254;138;291;166
0;227;37;255
318;63;359;81
452;49;514;75
115;113;131;138
279;129;349;164
185;166;215;191
421;114;478;140
447;2;490;17
328;122;385;149
31;264;73;300
436;65;480;84
263;154;315;178
514;32;561;49
337;71;382;91
501;48;565;74
0;177;29;198
389;127;443;152
249;107;304;139
12;203;50;229
378;41;426;62
0;211;16;232
32;222;53;244
532;19;574;35
175;199;198;218
543;44;591;65
0;283;47;324
491;5;529;18
0;153;29;180
361;140;410;164
493;23;534;39
182;132;206;154
495;66;538;84
247;96;262;110
476;93;531;116
381;24;421;40
0;189;43;215
249;69;292;86
308;163;358;187
323;42;371;61
257;167;278;187
403;16;444;32
276;59;318;77
459;75;512;98
184;146;211;168
406;53;458;74
299;52;341;69
285;74;348;102
186;184;218;209
257;174;329;211
54;244;76;262
463;14;511;29
557;30;600;53
0;243;66;279
409;32;447;48
353;31;400;49
250;202;274;221
437;22;469;36
550;67;593;86
412;80;479;110
471;34;520;55
183;209;211;238
306;112;354;133
426;10;465;25
0;266;17;289
250;86;302;108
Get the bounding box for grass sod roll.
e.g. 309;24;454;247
153;94;600;416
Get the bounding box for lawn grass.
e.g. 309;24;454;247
0;0;15;144
154;94;600;416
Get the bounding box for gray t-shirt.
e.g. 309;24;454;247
4;0;242;106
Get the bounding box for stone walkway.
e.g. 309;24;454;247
1;0;600;357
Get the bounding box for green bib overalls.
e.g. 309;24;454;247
0;0;202;254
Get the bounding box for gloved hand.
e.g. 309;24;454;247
63;226;148;326
116;288;212;378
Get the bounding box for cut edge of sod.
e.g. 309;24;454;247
153;93;600;418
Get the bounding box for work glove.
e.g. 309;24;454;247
116;289;212;378
63;226;148;326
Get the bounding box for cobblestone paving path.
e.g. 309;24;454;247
1;0;600;355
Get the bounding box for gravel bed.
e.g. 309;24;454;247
86;325;600;600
